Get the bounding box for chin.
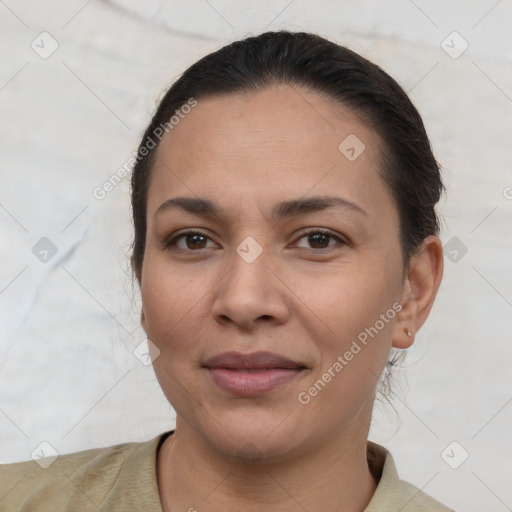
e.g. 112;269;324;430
194;408;309;465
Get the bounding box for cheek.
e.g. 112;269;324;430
141;257;208;410
295;258;399;336
292;257;401;394
141;253;205;340
140;253;217;407
293;268;399;423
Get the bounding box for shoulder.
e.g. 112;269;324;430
365;442;455;512
0;432;169;512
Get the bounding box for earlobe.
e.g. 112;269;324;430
392;236;444;349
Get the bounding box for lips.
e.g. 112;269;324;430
203;351;307;396
203;351;306;370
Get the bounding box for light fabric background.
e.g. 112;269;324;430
1;1;511;511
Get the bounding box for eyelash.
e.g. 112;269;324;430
164;228;349;252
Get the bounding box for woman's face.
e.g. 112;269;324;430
140;84;410;461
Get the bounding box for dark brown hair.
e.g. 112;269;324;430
130;30;443;283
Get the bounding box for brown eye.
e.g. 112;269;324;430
295;229;347;250
165;231;216;251
308;232;330;249
184;234;208;249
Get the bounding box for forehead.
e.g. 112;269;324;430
147;84;396;222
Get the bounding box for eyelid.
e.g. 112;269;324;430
293;227;350;245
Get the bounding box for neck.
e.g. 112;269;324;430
157;418;377;512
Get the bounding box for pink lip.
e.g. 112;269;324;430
203;351;306;397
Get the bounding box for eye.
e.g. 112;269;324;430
164;228;348;252
295;229;347;250
164;230;217;251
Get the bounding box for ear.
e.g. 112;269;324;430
393;235;444;349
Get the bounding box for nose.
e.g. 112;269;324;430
211;245;290;331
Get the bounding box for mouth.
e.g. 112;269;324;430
203;351;307;397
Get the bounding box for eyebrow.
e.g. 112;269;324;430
154;195;367;221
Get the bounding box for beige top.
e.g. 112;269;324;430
0;431;454;511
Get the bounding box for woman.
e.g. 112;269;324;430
0;31;451;511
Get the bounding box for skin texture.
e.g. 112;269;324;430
138;84;443;511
